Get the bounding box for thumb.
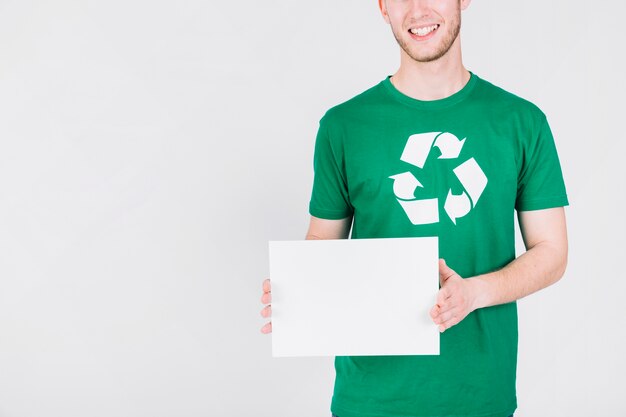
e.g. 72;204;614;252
439;258;456;285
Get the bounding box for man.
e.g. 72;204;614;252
260;0;568;416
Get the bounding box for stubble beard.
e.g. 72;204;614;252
390;12;462;63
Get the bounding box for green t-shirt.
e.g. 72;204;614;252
308;72;569;417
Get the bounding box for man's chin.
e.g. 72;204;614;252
402;46;448;64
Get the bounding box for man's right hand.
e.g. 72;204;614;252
259;216;351;335
260;278;272;334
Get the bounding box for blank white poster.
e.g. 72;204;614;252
268;237;440;357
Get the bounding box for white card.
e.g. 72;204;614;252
268;237;440;357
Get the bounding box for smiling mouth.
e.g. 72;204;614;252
408;24;440;38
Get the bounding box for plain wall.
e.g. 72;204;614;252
0;0;623;416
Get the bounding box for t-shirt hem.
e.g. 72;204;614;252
330;402;517;417
515;194;569;211
309;205;353;220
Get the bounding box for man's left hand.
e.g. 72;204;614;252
430;259;482;333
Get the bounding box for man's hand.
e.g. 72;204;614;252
260;278;272;334
429;259;481;333
429;207;568;330
260;216;351;335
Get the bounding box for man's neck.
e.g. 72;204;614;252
390;44;470;101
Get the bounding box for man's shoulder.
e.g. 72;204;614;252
475;75;546;120
319;79;388;126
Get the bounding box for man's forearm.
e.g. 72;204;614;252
470;241;568;310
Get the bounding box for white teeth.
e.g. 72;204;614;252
410;24;438;36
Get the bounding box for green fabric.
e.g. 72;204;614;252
308;72;568;417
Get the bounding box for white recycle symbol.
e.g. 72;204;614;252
389;132;488;225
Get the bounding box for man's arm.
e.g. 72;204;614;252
430;207;568;332
260;215;352;333
305;215;352;240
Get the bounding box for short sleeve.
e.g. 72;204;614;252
515;115;569;211
308;117;354;219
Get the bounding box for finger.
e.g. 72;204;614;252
436;292;458;315
435;286;451;307
431;299;456;323
439;314;463;332
434;307;457;325
260;304;272;318
431;298;449;321
429;304;439;319
261;291;272;304
263;278;271;293
261;321;272;334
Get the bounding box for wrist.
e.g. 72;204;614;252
468;275;493;311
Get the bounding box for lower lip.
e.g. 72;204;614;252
408;26;439;41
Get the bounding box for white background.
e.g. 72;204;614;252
0;0;624;416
